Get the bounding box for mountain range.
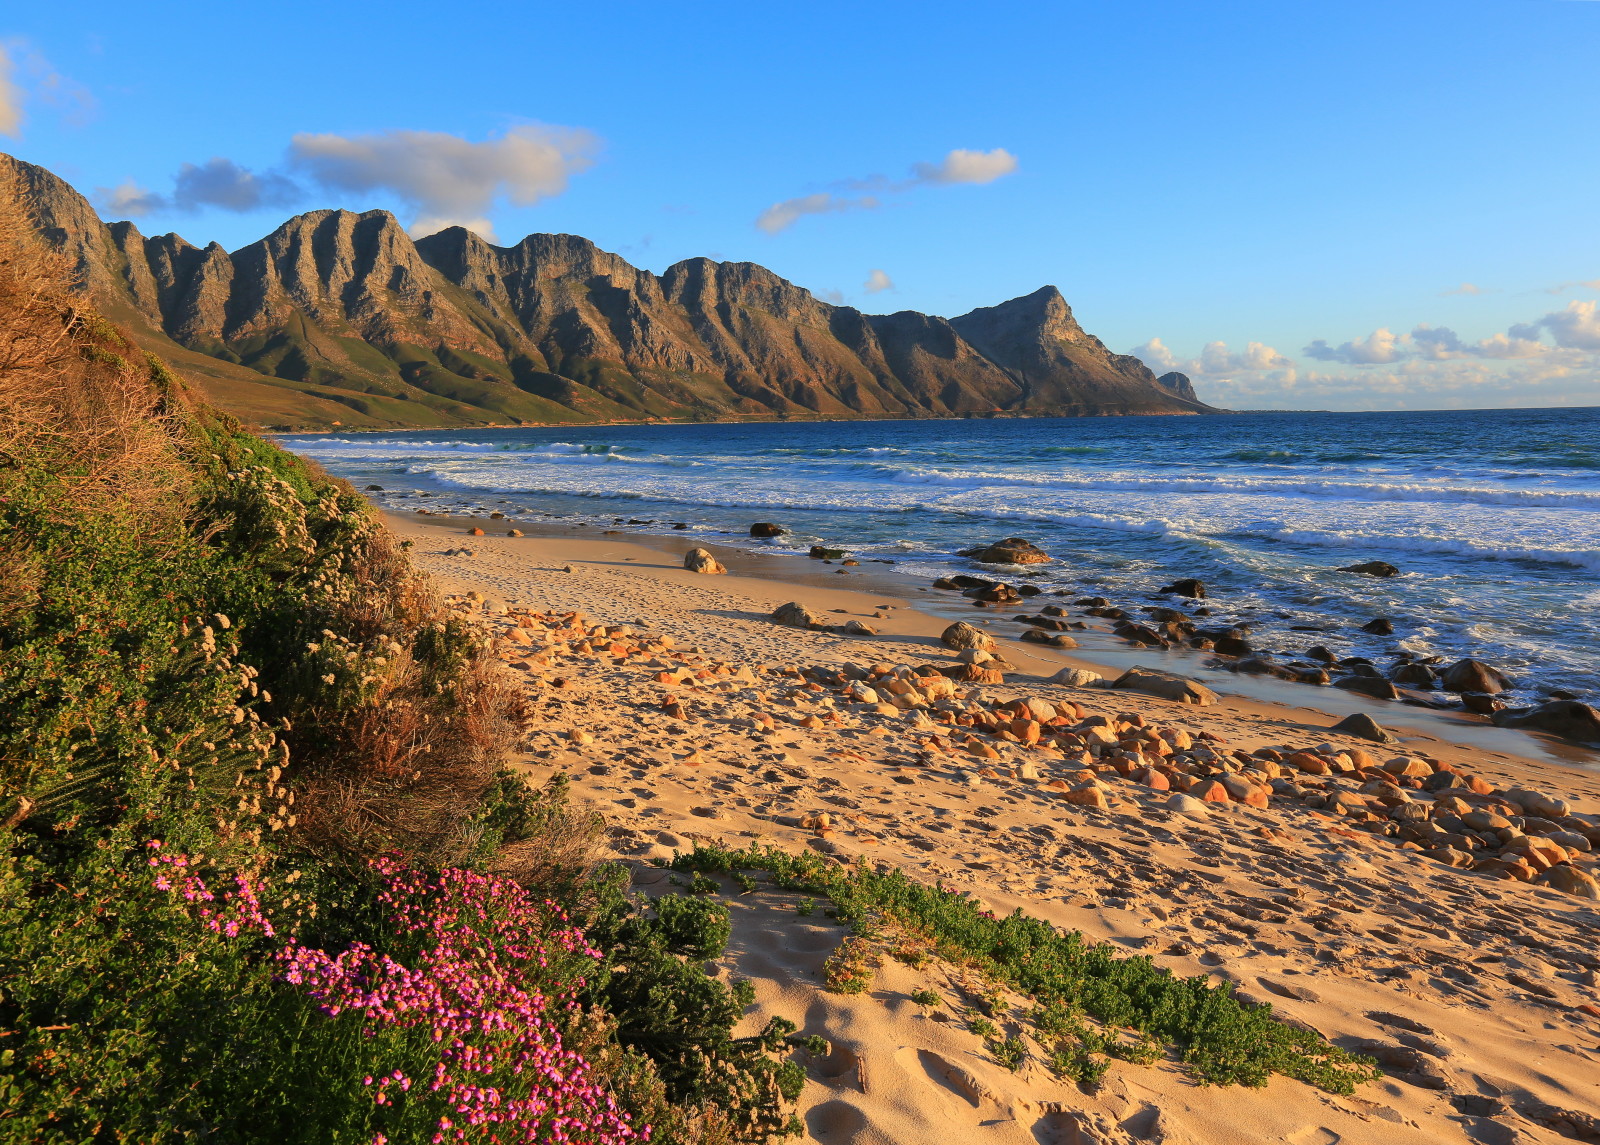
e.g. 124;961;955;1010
2;153;1214;430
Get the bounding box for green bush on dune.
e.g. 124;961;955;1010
664;843;1381;1095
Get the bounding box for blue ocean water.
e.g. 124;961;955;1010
281;408;1600;701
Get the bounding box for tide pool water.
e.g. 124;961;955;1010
281;407;1600;702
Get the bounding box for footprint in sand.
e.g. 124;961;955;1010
804;1100;869;1141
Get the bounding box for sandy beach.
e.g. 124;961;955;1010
390;510;1600;1145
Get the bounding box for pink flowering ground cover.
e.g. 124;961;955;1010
149;844;644;1145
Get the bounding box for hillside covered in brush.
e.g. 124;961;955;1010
2;152;1213;431
0;169;808;1143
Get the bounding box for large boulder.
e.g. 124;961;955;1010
1535;865;1600;900
1361;617;1395;635
1440;659;1511;694
683;547;726;575
967;537;1052;565
749;522;787;537
1491;700;1600;743
940;621;995;651
1050;667;1102;687
771;601;824;629
1158;578;1207;599
1329;712;1396;743
1111;666;1218;706
1340;561;1401;577
1334;675;1399;700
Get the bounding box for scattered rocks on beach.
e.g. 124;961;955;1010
749;522;786;537
684;548;726;575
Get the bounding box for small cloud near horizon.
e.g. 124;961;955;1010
756;148;1017;234
1442;282;1491;296
863;268;894;294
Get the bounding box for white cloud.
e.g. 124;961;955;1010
863;268;894;294
0;40;92;137
1537;299;1600;351
1544;279;1600;294
94;179;167;218
755;147;1018;233
0;45;20;136
756;192;875;236
1129;337;1179;373
910;148;1018;186
1132;337;1290;377
287;124;600;239
1303;327;1403;364
1442;282;1489;296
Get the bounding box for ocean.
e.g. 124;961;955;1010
281;407;1600;704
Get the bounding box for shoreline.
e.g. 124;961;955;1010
386;509;1600;773
385;507;1600;1145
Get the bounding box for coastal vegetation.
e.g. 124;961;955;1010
0;178;801;1143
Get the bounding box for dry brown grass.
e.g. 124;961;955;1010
0;170;189;523
286;525;597;882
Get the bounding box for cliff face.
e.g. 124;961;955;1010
3;152;1216;429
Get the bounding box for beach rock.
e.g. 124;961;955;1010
507;529;523;537
1501;787;1570;819
1019;630;1078;648
841;620;878;636
1159;578;1207;598
1062;781;1110;809
1361;617;1395;635
1341;561;1401;578
1329;712;1396;743
1535;865;1600;900
1389;663;1436;687
1165;792;1209;816
683;548;726;575
749;522;786;537
469;527;485;536
940;622;995;651
1213;635;1253;656
1491;700;1600;742
808;545;847;559
1440;659;1511;694
1334;675;1400;700
365;484;384;491
968;537;1052;565
1050;667;1103;687
772;602;824;629
1111;666;1218;706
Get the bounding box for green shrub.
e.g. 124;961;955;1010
662;843;1381;1095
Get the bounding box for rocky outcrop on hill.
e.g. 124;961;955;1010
1156;371;1199;403
3;152;1218;429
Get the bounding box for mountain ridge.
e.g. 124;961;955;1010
2;152;1217;430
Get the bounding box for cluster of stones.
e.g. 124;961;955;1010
928;551;1600;743
779;657;1600;899
448;593;1600;901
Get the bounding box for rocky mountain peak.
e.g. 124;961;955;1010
3;150;1216;428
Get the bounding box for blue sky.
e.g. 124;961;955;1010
3;0;1598;410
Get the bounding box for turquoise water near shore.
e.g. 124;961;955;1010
282;407;1600;703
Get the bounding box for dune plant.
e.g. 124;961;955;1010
661;843;1381;1095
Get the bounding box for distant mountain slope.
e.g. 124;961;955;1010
3;152;1217;429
